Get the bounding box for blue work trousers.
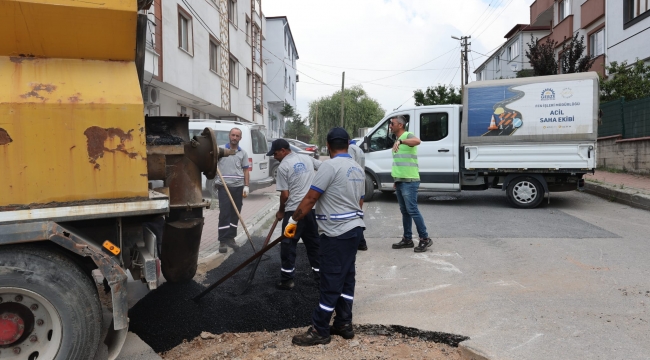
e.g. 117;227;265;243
395;181;429;240
312;227;363;337
280;210;320;280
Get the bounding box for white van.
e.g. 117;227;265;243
188;120;274;195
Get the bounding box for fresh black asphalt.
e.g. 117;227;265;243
129;235;319;353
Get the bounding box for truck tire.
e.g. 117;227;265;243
0;245;101;360
506;176;544;209
364;174;376;202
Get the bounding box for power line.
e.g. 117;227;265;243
474;0;517;40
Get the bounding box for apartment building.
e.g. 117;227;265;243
606;0;650;66
263;16;299;138
475;24;551;81
529;0;606;76
144;0;267;125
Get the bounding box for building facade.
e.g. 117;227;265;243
263;16;299;139
144;0;267;125
529;0;606;76
606;0;650;66
475;24;551;81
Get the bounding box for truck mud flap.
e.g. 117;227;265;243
46;222;129;331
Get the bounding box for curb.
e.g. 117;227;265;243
583;182;650;211
198;193;279;268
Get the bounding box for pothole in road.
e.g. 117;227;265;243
129;236;473;359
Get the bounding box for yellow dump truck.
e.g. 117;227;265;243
0;1;230;358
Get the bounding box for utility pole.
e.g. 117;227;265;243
463;36;471;86
315;103;319;143
452;35;471;88
340;71;345;127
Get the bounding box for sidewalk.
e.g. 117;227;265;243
584;170;650;210
198;185;279;262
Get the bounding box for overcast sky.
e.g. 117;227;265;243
263;0;534;120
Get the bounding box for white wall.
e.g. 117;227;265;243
476;30;550;81
161;0;223;108
607;1;650;65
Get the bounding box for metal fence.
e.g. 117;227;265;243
599;96;650;139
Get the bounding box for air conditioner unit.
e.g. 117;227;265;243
144;86;160;105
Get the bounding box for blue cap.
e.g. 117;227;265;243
326;127;350;142
266;139;290;156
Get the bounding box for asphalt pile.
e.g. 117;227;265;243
129;236;320;353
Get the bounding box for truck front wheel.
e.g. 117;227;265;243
506;176;544;209
0;245;101;360
364;174;376;202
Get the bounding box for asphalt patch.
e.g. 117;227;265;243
356;324;469;347
128;235;319;353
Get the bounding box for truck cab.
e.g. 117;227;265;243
364;105;462;193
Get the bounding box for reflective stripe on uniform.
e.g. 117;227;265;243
392;162;419;167
319;303;334;312
281;267;295;273
341;293;354;301
218;226;230;230
393;154;418;159
230;223;238;227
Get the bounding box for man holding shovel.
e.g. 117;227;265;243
268;139;322;290
215;128;250;253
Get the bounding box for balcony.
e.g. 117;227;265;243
548;15;574;47
530;0;554;27
581;0;605;28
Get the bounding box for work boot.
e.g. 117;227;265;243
414;237;432;253
292;326;331;346
224;238;239;250
330;323;355;339
357;243;368;251
392;237;414;249
276;279;295;290
219;242;228;253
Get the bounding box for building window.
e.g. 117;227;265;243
507;42;519;61
589;28;605;57
624;0;649;23
482;70;486;80
228;0;237;25
253;75;262;114
477;71;482;81
245;17;251;44
246;70;252;96
559;0;571;22
209;38;219;73
495;55;501;72
253;24;261;65
229;58;238;86
178;7;193;54
284;67;287;88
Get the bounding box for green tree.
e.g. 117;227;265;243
516;69;535;78
600;60;650;102
560;33;596;74
413;84;462;106
525;34;558;76
307;85;385;146
284;113;311;139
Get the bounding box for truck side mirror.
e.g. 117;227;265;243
361;136;369;152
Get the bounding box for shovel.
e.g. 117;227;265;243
236;218;280;295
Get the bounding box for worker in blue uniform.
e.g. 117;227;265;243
284;127;365;346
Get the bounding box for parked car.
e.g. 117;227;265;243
284;138;320;159
350;137;363;145
267;140;314;183
189;120;274;196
